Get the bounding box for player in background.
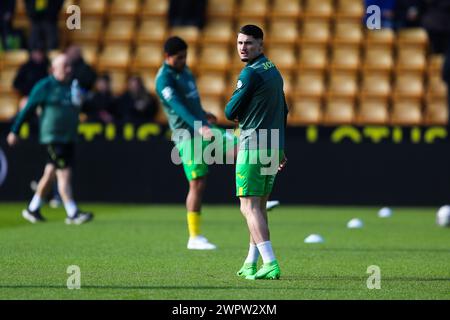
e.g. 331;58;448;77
225;25;288;280
6;54;93;225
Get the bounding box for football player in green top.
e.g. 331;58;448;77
225;25;288;280
7;54;93;225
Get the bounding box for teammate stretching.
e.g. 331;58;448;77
225;25;288;280
7;54;93;225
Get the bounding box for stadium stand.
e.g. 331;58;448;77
0;0;448;126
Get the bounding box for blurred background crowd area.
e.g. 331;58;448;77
0;0;449;126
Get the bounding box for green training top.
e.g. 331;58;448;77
155;62;209;142
10;76;80;144
225;54;288;150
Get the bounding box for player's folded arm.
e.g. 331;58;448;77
225;68;256;121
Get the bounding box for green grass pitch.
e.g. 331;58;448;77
0;203;449;300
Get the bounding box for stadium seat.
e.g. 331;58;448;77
393;72;424;99
137;18;167;44
428;54;444;76
330;45;360;71
0;68;17;94
365;28;395;48
202;19;234;44
186;45;199;72
357;98;389;125
109;0;140;17
136;70;158;92
425;99;448;125
237;17;266;33
294;70;325;97
108;71;128;95
104;19;136;43
396;47;427;72
97;45;131;70
360;71;391;98
2;50;28;68
397;28;428;49
70;18;103;43
142;0;169;17
266;45;297;72
197;45;230;73
324;97;355;124
131;44;164;70
427;74;448;99
303;0;334;19
391;98;423;125
200;96;227;123
271;0;302;18
0;94;19;121
78;0;108;17
170;26;200;46
290;97;322;124
79;45;99;67
327;71;358;98
267;20;299;45
280;71;294;99
336;0;365;20
298;44;328;70
363;46;393;72
196;73;227;98
239;0;269;18
333;20;363;45
301;20;330;44
207;0;236;18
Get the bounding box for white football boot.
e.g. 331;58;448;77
187;235;217;250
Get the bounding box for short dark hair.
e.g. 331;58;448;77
239;25;264;40
164;36;188;56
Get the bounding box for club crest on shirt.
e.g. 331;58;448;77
237;80;243;89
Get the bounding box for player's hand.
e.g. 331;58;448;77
205;112;217;124
278;156;287;172
199;125;213;140
7;132;19;147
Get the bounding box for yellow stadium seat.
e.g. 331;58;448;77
170;26;200;46
271;0;302;18
291;97;323;124
298;44;328;70
425;99;448;125
109;0;140;17
428;54;444;76
324;97;355;124
397;28;428;48
70;18;103;43
142;0;169;17
137;18;167;44
366;29;395;47
363;46;393;72
303;0;334;19
239;0;269;18
427;74;448;99
393;72;424;99
108;71;128;95
0;68;17;94
200;96;226;123
391;99;423;125
79;45;99;67
237;17;266;33
336;0;365;19
0;94;19;121
131;44;164;70
197;45;231;72
360;72;391;98
396;48;426;72
333;21;363;45
197;73;227;98
2;50;28;68
78;0;108;17
301;20;330;44
135;70;158;92
357;98;389;125
327;71;358;97
281;71;294;98
207;0;236;18
202;19;234;44
294;71;325;97
330;45;360;71
104;19;136;43
97;46;131;70
186;45;199;71
268;20;299;45
266;45;297;72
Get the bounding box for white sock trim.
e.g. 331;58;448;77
28;194;42;212
244;243;260;264
256;241;276;264
64;200;78;218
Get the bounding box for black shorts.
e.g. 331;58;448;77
45;143;75;169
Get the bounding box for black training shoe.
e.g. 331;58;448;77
65;211;94;225
22;209;46;224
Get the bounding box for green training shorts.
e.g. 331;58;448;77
236;149;284;197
